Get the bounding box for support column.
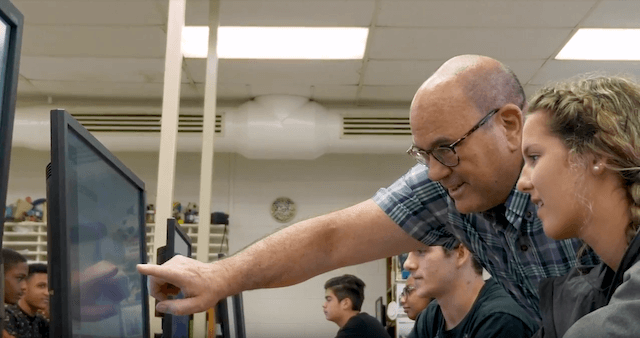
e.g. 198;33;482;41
194;0;221;336
152;0;186;334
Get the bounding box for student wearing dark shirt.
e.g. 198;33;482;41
4;263;49;338
323;274;390;338
404;242;537;338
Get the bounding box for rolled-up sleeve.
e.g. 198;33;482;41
372;164;457;247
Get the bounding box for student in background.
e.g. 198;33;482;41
400;276;431;321
2;249;28;338
2;249;27;306
323;274;391;338
404;242;537;338
517;75;640;337
4;263;49;338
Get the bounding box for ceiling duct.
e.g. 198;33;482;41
12;96;410;159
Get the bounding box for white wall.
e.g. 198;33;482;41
6;146;415;337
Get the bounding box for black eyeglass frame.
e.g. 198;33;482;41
401;285;416;298
406;108;500;168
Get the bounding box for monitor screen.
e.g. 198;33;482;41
164;219;192;338
47;109;150;338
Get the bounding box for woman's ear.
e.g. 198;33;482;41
588;154;607;176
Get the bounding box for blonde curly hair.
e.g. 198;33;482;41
529;74;640;245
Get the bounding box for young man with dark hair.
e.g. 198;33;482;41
4;263;49;338
323;274;390;338
2;249;27;306
404;243;537;338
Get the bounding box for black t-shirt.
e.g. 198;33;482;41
408;279;538;338
336;312;391;338
4;303;49;338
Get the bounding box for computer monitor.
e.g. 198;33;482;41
214;253;246;338
375;296;386;326
215;293;246;338
163;218;192;338
46;109;150;337
0;0;23;319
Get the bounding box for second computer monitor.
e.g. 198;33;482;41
164;218;192;338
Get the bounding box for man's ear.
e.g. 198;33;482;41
496;103;524;153
340;297;353;311
455;245;470;269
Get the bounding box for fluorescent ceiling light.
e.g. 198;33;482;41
556;28;640;60
182;26;369;59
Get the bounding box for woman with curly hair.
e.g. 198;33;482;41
517;75;640;338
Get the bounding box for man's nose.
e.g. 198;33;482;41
426;157;452;182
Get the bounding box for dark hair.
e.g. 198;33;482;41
27;263;47;280
442;243;484;276
324;274;366;311
2;248;27;272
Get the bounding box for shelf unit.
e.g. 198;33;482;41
2;221;229;264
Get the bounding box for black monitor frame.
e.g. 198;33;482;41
163;218;193;338
215;293;246;338
47;108;150;338
375;296;386;326
0;0;23;315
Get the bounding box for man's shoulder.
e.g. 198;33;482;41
471;280;538;329
347;312;382;327
337;313;390;338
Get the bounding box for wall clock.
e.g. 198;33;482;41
271;197;296;223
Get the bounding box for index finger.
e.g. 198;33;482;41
137;263;182;284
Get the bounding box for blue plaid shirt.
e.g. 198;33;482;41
373;164;599;321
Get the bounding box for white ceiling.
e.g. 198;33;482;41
12;0;640;107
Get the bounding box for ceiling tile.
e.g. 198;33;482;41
311;85;358;102
28;80;165;98
364;60;443;85
14;0;164;26
185;59;363;85
523;84;543;100
247;83;313;98
17;77;41;94
359;85;418;102
378;1;595;28
581;0;640;28
21;26;166;58
529;60;640;85
18;57;192;84
502;59;547;85
369;27;572;60
186;0;375;26
195;83;252;101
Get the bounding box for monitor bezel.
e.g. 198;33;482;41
215;293;246;338
48;108;150;338
0;0;23;251
164;218;193;337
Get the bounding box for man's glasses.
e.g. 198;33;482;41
406;108;500;168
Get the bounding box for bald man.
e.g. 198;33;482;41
138;55;597;321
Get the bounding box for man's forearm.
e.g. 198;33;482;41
219;199;424;294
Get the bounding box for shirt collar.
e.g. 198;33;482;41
481;186;535;231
